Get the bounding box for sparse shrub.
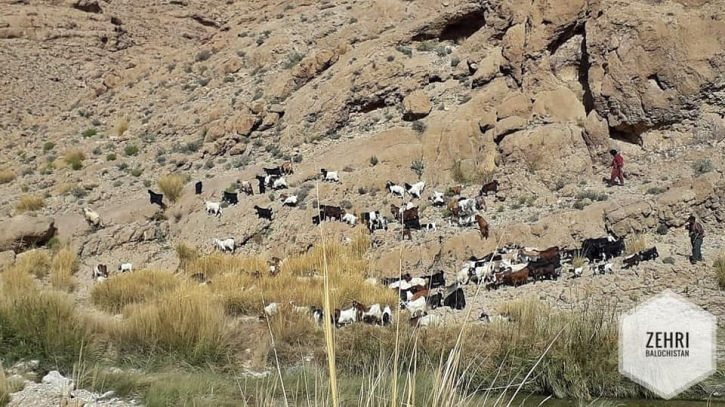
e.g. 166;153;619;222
662;257;676;265
395;45;412;57
435;46;448;57
204;159;215;169
370;156;379;166
232;157;250;168
70;186;88;199
358;187;368;195
412;120;426;133
131;167;144;177
15;195;46;213
282;50;305;69
450;57;460;67
386;55;395;62
511;203;522;210
82;128;98;138
50;247;79;291
63;150;86;171
656;224;669;235
157;174;187;203
92;147;102;155
195;49;212;62
576;190;608;202
340;200;353;210
714;254;725;288
256;37;265;46
45;236;61;250
692;158;714;175
415;40;436;51
458;94;472;104
646;186;667;195
114;117;130;137
106;153;117;161
43;142;55;152
496;205;504;213
517;195;534;207
410;157;425;178
528;214;539;222
0;170;16;184
451;160;494;185
573;200;587;210
293;154;303;163
124;145;139;156
117;163;129;171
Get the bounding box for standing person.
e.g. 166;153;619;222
609;149;625;186
686;215;705;264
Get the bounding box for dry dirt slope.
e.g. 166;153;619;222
0;0;724;321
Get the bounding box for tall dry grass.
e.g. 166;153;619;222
114;117;130;137
625;234;648;254
174;241;199;271
14;249;51;278
157;174;187;203
50;247;79;291
714;254;725;289
91;269;180;313
14;195;46;214
118;284;232;364
0;170;16;185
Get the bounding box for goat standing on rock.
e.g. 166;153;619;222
83;207;104;228
321;169;340;183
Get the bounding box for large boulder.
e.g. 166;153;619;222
0;216;56;252
402;90;432;121
292;49;339;87
72;0;102;13
531;87;586;124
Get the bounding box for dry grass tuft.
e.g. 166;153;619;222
91;269;180;313
54;182;74;195
451;160;494;185
50;247;79;291
625;234;648;254
157;174;187;203
714;254;725;289
0;169;16;185
14;250;52;278
63;150;86;170
114;117;130;137
175;242;199;271
118;284;232;363
14;195;46;214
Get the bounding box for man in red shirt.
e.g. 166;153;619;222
609;149;625;186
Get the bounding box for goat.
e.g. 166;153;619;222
272;177;288;190
337;304;360;326
319;205;344;221
421;270;445;288
412;313;443;328
280;194;298;207
82;207;104;228
222;191;238;206
623;253;641;269
382;306;393;326
479;180;499;196
502;267;529;287
640;247;659;262
118;263;133;273
264;302;279;317
195;181;202;195
429;191;445;206
362;211;387;233
213;237;235;254
474;215;489;239
342;213;357;227
443;288;466;310
263;166;283;176
253;205;273;221
92;264;108;281
475;195;487;211
147;190;166;209
593;262;613;275
423;222;437;232
402;228;412;240
281;162;294;175
448;185;462;195
241;181;253;196
254;175;267;194
386;181;405;198
403;296;428;318
404;181;425;199
321;169;340;183
205;201;222;217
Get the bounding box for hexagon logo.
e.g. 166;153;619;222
619;290;717;399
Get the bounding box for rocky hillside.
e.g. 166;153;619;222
1;0;724;318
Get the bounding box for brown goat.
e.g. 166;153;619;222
475;214;489;239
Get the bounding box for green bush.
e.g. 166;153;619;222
646;186;667;195
656;224;669;235
412;121;426;134
131;168;144;177
370;156;379;166
692;159;714;175
124;145;139;156
410;157;425;178
106;153;117;161
43;142;55;152
662;257;676;265
82;128;98;138
195;50;212;62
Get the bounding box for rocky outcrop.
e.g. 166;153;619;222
72;0;102;13
0;216;56;253
402;90;432;121
292;49;339;88
80;222;169;256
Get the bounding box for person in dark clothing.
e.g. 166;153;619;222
608;149;625;186
686;215;705;264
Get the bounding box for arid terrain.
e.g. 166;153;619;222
1;0;724;405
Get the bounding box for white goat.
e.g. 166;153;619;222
362;303;383;324
405;296;427;318
423;222;437;232
404;181;426;199
205;201;222;217
386;181;405;198
264;302;279;317
382;306;393;326
213;237;235;254
429;191;445;206
342;213;357;227
272;177;288;190
321;169;340;182
280;194;298;207
337;306;358;325
456;266;471;285
83;207;104;228
118;263;133;273
416;314;443;327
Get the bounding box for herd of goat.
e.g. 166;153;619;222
81;162;663;327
